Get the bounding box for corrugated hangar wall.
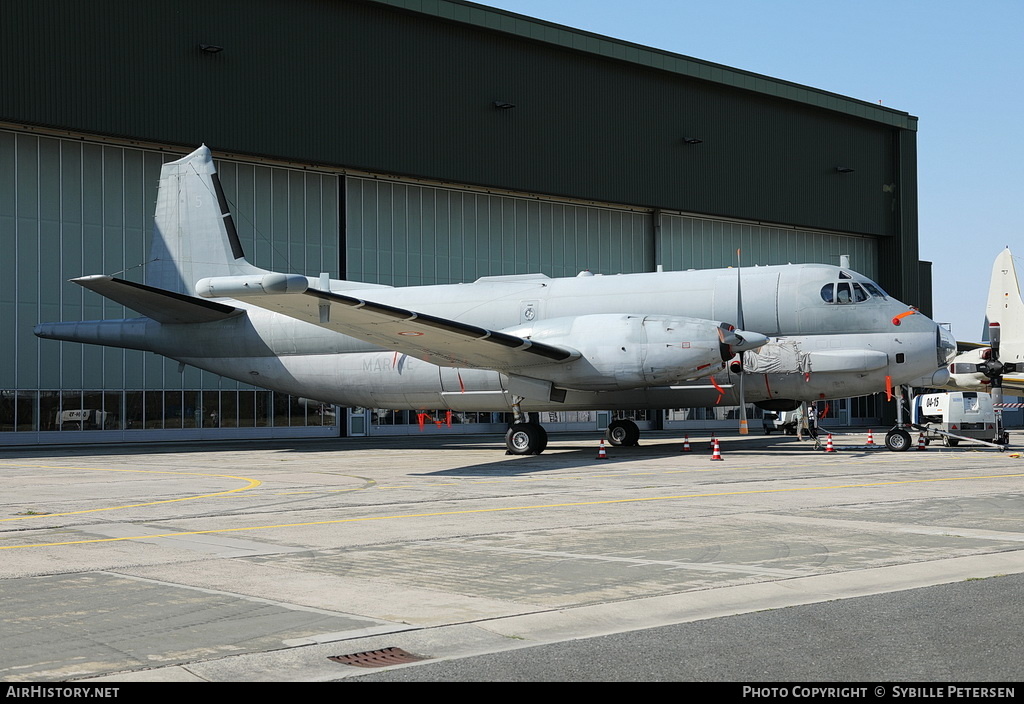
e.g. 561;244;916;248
0;0;918;442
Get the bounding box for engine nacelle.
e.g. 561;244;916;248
503;314;729;391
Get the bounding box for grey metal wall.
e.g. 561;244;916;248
0;131;339;392
0;130;341;438
346;178;652;284
658;213;878;279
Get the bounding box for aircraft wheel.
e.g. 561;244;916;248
944;437;960;447
505;423;547;455
884;429;912;452
606;419;640;446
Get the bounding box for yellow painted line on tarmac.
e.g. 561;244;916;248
0;463;261;521
3;471;1023;550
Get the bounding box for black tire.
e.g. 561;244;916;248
606;419;640;446
505;422;547;455
885;429;912;452
944;437;960;447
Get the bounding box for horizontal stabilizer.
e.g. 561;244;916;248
73;275;242;324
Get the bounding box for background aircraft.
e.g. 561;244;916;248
35;146;955;454
945;248;1024;406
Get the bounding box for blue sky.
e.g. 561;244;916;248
476;0;1024;341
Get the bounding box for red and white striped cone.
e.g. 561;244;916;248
596;439;609;459
824;433;836;453
680;435;692;452
709;432;717;452
866;428;875;445
710;437;723;461
917;433;927;450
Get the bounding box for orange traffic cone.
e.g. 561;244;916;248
710;437;723;461
824;433;836;453
866;428;875;445
917;433;927;450
680;435;692;453
709;432;717;452
596;439;609;459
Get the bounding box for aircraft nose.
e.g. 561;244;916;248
937;325;957;366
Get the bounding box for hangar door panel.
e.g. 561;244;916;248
659;213;879;281
345;177;651;286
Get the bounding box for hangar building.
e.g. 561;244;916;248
0;0;929;444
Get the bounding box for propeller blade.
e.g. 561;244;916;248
736;249;748;434
989;322;1001;359
992;376;1004;411
737;359;748;434
736;248;745;330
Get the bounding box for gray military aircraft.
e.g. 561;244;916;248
35;146;956;454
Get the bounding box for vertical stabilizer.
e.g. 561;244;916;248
147;145;266;295
987;248;1024;364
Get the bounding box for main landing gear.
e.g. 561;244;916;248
504;405;643;455
505;401;549;455
606;418;640;447
505;421;548;455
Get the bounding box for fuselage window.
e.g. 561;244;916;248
820;284;835;303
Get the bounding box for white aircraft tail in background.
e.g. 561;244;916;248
946;248;1024;400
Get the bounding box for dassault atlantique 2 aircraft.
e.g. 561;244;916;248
35;146;955;454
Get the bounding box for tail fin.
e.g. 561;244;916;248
986;248;1024;363
146;145;266;295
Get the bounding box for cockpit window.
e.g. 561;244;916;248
863;282;887;299
822;279;884;305
836;282;852;303
839;270;852;279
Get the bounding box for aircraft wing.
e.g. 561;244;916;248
224;285;577;370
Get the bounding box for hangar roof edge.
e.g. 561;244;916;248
369;0;917;131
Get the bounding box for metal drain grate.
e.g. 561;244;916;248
329;647;427;668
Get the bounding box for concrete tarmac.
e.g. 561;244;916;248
1;429;1022;682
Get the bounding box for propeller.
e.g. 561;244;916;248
713;251;768;433
731;249;769;434
978;321;1013;409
